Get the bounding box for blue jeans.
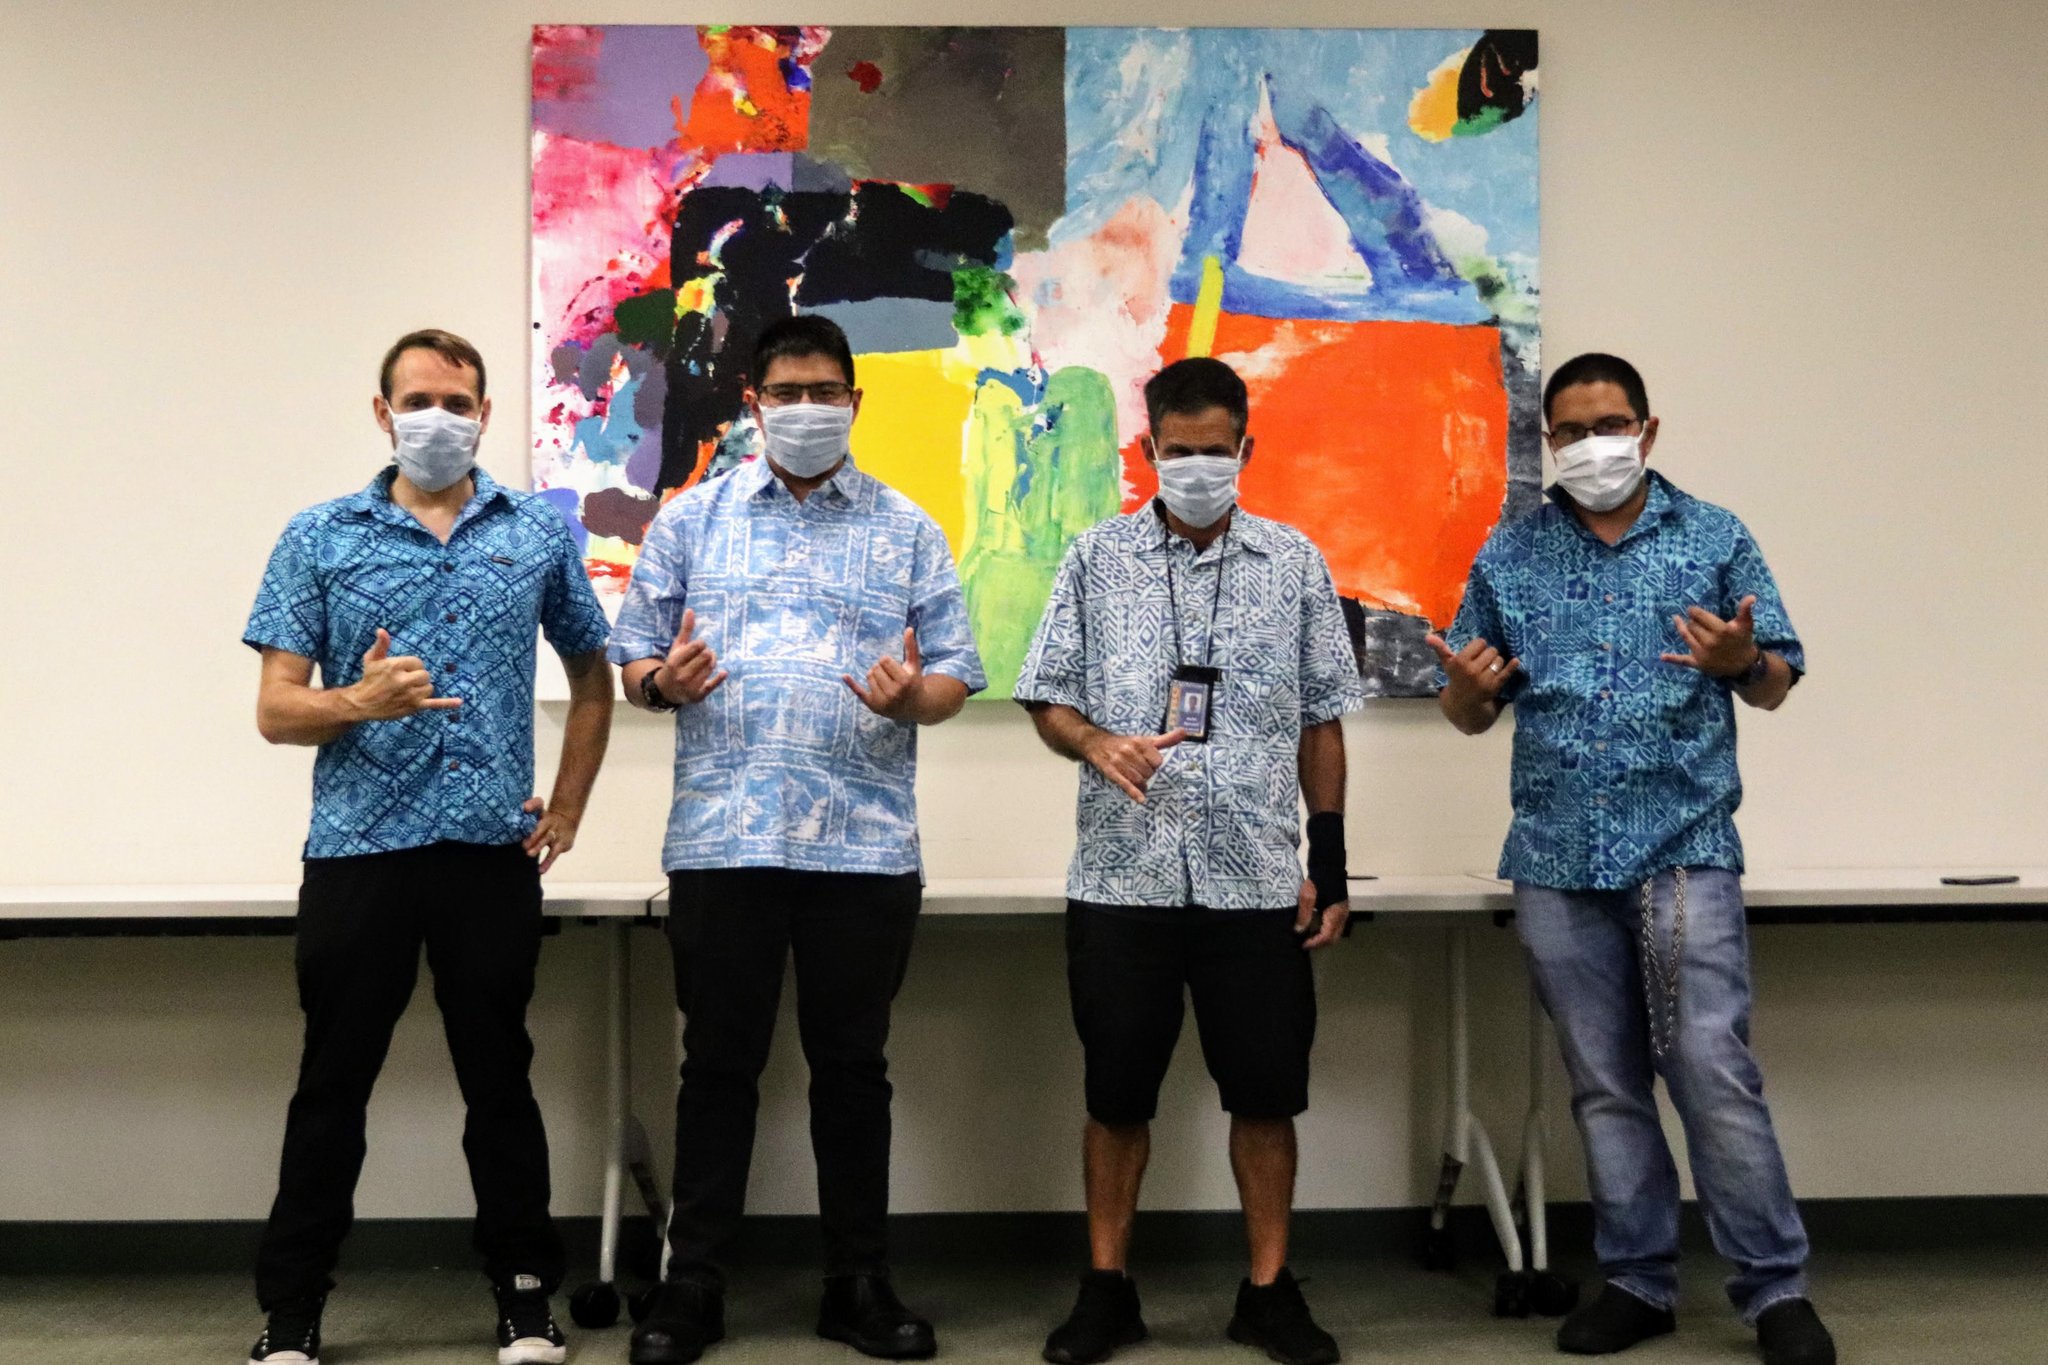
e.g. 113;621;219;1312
1515;869;1809;1321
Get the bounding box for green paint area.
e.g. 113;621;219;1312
952;267;1028;339
1453;107;1509;138
896;183;938;209
958;366;1121;696
613;289;679;351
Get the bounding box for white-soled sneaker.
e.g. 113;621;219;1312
248;1293;324;1363
495;1274;568;1365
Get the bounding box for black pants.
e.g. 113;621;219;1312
254;842;564;1309
664;868;922;1288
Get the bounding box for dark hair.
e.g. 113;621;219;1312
1144;357;1249;437
751;315;856;388
379;328;486;401
1543;352;1649;422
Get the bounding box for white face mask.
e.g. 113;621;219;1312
1551;431;1646;513
390;406;481;492
760;402;853;479
1154;447;1244;530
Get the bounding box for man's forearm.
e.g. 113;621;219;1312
1023;701;1105;762
619;657;663;712
1438;688;1501;736
548;653;615;819
906;675;969;726
1297;719;1346;813
257;682;362;747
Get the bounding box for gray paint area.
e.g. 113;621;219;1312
805;298;960;355
806;27;1067;250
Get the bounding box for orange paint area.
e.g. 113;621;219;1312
674;26;812;154
1124;307;1508;628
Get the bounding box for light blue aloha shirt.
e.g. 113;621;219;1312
607;456;986;875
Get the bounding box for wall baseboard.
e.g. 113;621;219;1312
4;1197;2043;1278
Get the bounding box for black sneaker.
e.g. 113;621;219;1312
630;1279;726;1365
495;1274;567;1365
1225;1268;1339;1365
1044;1269;1147;1364
1556;1282;1676;1355
817;1273;937;1360
1756;1299;1836;1365
248;1294;324;1364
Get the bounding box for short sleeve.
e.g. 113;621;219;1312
606;502;688;666
1298;550;1366;725
243;515;326;661
1439;556;1524;703
1013;540;1090;710
1724;522;1805;676
907;517;987;693
539;510;611;659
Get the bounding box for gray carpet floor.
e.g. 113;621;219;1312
0;1245;2042;1363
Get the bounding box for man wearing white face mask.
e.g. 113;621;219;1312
1016;358;1365;1365
241;329;614;1365
1429;354;1834;1365
610;316;985;1365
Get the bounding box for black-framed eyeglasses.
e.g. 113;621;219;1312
759;382;854;406
1545;415;1643;446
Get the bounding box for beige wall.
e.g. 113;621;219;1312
2;0;2044;1221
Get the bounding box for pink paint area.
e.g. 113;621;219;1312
1237;89;1372;289
1010;194;1186;444
531;131;686;351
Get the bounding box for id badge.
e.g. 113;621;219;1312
1165;665;1220;742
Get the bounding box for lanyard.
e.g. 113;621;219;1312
1164;532;1230;668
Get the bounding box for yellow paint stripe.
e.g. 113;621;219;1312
1186;255;1225;358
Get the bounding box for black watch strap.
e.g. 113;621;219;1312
639;666;681;712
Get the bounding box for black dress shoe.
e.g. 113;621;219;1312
1556;1283;1675;1355
818;1273;938;1360
630;1279;725;1365
1756;1299;1836;1365
1225;1268;1340;1365
1043;1269;1147;1364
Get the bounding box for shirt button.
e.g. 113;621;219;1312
1604;594;1615;603
1599;642;1613;652
1601;690;1613;700
1594;795;1609;806
443;661;456;673
1595;741;1609;752
445;612;458;623
442;562;455;573
448;760;461;772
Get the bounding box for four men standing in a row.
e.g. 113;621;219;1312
242;324;1832;1365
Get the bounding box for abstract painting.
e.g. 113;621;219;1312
531;25;1539;698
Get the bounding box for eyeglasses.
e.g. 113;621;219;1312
1546;416;1643;446
758;382;854;407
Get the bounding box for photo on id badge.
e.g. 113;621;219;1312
1167;665;1219;742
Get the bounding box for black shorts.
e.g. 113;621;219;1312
1065;900;1317;1124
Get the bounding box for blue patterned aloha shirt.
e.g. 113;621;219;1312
1014;503;1367;910
1443;471;1805;890
607;456;986;876
244;466;611;860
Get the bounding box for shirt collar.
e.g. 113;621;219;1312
344;464;509;526
1143;499;1275;557
1546;468;1680;545
738;453;863;507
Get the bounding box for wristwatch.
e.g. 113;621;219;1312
1730;648;1770;687
638;667;681;712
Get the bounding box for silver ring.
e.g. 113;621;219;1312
1489;660;1504;673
